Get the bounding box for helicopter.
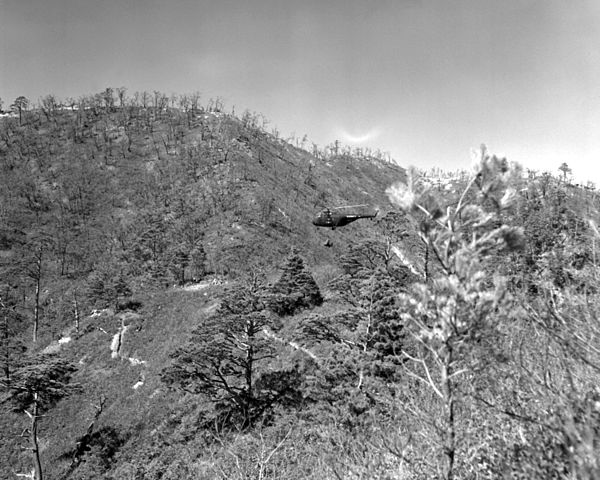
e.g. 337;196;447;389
312;205;379;230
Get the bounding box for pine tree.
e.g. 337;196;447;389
1;354;79;480
386;148;525;479
85;263;132;311
270;248;322;315
162;278;300;429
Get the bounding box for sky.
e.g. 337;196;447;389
2;0;599;182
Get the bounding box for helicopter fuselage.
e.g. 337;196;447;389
312;210;378;229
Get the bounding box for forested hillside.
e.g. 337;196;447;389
1;90;599;479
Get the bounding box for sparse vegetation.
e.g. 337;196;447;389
1;90;599;479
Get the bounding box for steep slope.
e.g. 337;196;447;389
3;103;600;480
0;105;410;479
177;114;406;271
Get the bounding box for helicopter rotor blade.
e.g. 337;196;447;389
331;204;369;210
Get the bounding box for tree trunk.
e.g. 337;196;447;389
440;345;456;480
33;250;42;343
358;276;375;390
245;320;254;398
73;295;80;333
2;309;10;382
424;241;429;282
30;393;44;480
244;318;254;428
59;244;66;276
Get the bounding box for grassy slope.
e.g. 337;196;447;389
39;286;219;477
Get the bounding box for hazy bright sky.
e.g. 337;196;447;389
2;0;599;182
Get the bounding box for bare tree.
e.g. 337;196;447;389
559;162;572;182
11;96;30;125
116;87;127;108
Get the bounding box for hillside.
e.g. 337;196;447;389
0;101;404;276
0;96;410;478
1;93;600;480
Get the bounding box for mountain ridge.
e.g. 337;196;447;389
0;98;413;479
3;93;597;479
